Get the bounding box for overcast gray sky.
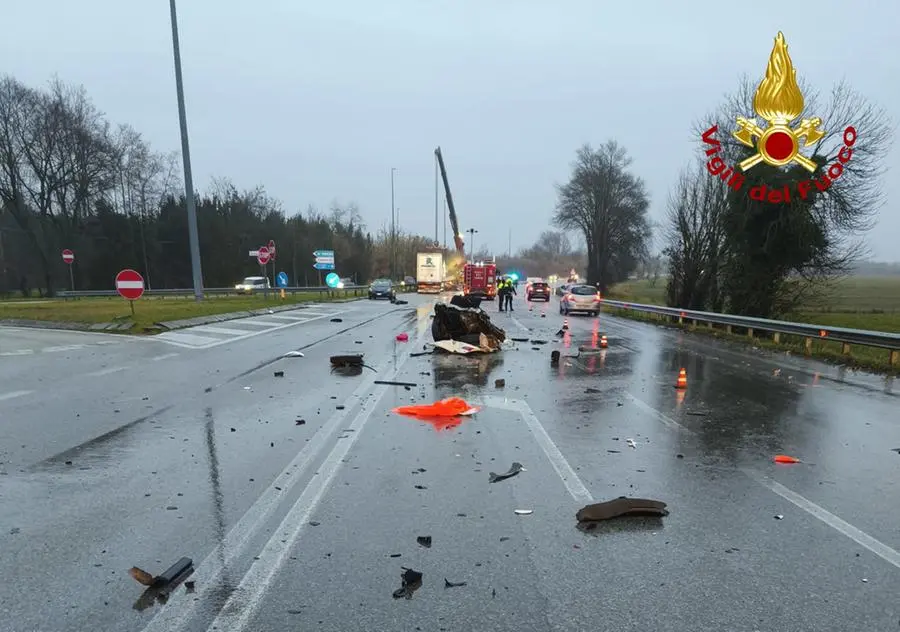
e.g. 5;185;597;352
4;0;897;260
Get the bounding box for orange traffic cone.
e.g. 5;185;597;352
599;334;608;348
674;368;687;389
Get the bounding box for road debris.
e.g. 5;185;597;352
295;419;306;425
283;351;304;358
393;397;480;417
129;557;193;589
576;497;669;522
444;578;467;588
392;567;423;600
432;302;505;352
511;337;529;342
375;380;417;387
773;454;801;464
550;350;560;366
489;462;525;483
394;299;408;305
531;339;548;345
330;318;343;323
514;509;533;515
585;387;601;394
396;333;409;342
774;514;784;520
891;448;900;454
494;378;505;388
626;438;637;449
416;535;432;548
273;370;284;378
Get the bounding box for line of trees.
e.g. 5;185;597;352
0;75;437;297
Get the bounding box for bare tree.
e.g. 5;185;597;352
553;141;652;293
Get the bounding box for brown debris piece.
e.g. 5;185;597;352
494;379;505;388
576;496;669;522
129;567;155;586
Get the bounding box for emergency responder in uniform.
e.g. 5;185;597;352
497;277;508;312
504;278;516;311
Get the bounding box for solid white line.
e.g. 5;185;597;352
753;475;900;570
140;314;426;632
202;324;428;632
150;352;180;361
116;280;144;289
42;344;87;353
0;390;33;402
192;325;257;336
627;388;900;569
482;396;593;503
85;366;127;377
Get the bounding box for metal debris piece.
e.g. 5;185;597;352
576;497;668;522
444;578;467;588
330;354;364;368
489;462;525;483
129;567;155;587
283;350;305;357
626;438;637;449
514;509;533;515
392;567;423;600
774;514;784;520
416;536;432;548
375;380;417;387
511;337;529;342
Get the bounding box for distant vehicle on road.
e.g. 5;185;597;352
416;252;444;293
560;284;602;316
368;279;396;301
234;276;270;294
526;280;551;302
463;262;497;300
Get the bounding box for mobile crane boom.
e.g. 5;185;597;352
434;146;465;255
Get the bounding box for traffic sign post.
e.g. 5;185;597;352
256;246;271;266
62;249;75;291
276;271;288;288
115;268;145;315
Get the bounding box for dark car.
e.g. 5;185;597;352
526;280;551;302
368;279;396;301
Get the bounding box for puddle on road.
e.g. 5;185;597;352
430;353;505;391
404;415;468;432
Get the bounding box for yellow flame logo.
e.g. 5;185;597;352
733;32;825;172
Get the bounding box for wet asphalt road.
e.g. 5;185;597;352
2;293;899;632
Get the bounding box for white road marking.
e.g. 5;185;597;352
263;313;308;321
42;344;86;353
153;311;346;349
192;325;258;337
201;321;428;632
753;475;900;569
482;396;593;503
510;316;531;332
0;349;34;357
628;389;900;568
140;313;427;632
0;390;33;402
234;319;294;328
155;331;223;347
150;352;180;361
85;366;127;377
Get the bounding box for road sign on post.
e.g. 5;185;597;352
313;262;335;270
325;272;340;288
256;246;271;266
276;271;288;287
268;240;276;260
61;249;75;265
313;249;335;271
115;268;144;315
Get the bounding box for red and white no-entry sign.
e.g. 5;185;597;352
115;269;145;300
61;249;75;265
267;240;276;261
256;246;271;265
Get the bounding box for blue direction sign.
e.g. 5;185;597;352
325;272;340;288
276;271;289;287
313;249;334;258
313;262;335;270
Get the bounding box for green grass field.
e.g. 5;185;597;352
0;291;360;333
605;276;900;373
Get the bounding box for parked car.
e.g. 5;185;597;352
234;276;270;294
526;280;551;301
368;279;396;301
559;284;602;316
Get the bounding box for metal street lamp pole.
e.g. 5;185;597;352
467;228;478;259
169;0;204;300
390;167;397;280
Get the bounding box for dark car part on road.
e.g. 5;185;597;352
416;535;432;548
489;461;525;483
374;380;417;387
550;350;560;366
576;497;669;522
273;370;284;378
330;318;343;323
129;557;193;588
494;378;505;388
511;337;529;342
451;294;482;310
330;354;364;367
444;578;467;588
392;567;423;600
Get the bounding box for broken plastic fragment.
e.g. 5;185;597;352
514;509;533;515
626;438;637;449
393;397;479;418
489;462;525;483
416;536;432;548
444;578;467;588
576;497;668;522
392;567;423;600
773;455;800;464
129;567;155;587
283;351;304;358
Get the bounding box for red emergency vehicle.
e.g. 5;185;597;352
463;262;497;300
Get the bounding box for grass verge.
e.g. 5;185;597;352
0;291;361;333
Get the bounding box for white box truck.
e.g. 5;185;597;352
416;252;444;293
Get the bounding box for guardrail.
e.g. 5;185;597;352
601;298;900;367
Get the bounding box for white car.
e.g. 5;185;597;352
560;284;602;316
234;276;271;294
